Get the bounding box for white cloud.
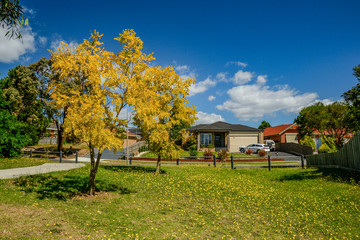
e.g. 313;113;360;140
216;84;320;121
50;34;78;52
216;72;227;81
195;111;225;125
315;99;334;106
38;36;47;46
23;6;36;15
208;95;216;101
189;77;216;96
0;26;36;63
174;64;196;80
175;65;189;72
226;61;248;68
232;70;254;85
256;75;267;85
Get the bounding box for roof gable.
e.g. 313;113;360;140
263;123;297;136
188;121;260;132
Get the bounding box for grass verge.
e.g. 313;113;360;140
0;157;49;170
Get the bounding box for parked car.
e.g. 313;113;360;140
264;140;275;151
240;144;270;153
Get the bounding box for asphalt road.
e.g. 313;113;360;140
85;148;125;160
268;151;302;161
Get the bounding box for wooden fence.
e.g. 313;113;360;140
275;142;313;156
306;133;360;171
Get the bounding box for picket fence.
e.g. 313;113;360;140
306;133;360;171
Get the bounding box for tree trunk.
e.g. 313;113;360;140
55;121;64;152
57;123;64;152
89;143;102;195
155;155;161;174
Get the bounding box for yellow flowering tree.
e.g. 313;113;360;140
132;66;197;173
50;30;153;195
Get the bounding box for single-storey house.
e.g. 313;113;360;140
187;121;263;152
123;131;142;148
264;123;353;150
263;123;299;144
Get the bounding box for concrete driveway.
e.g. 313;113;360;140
0;163;85;179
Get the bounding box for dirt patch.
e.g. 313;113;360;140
71;192;120;201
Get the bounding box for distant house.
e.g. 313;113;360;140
264;123;353;150
187;121;263;152
263;123;299;144
123;131;142;148
38;123;58;145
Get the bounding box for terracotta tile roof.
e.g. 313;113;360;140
263;123;298;136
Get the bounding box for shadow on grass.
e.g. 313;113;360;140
276;168;360;184
13;175;133;200
101;165;166;174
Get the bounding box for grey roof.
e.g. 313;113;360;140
187;121;261;132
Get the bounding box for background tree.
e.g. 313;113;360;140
343;64;360;131
132;66;197;173
29;57;69;152
50;30;154;195
0;0;28;39
295;101;353;148
0;65;48;157
258;120;271;130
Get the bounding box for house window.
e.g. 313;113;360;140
200;134;212;145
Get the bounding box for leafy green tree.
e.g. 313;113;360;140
0;66;48;146
0;109;30;157
343;64;360;131
299;135;316;151
295;102;353;148
258;120;271;130
0;0;28;39
29;57;69;152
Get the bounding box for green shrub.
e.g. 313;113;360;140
299;135;316;150
318;144;331;153
182;135;197;150
189;144;198;158
207;144;215;148
139;146;149;153
0;110;31;157
318;136;337;153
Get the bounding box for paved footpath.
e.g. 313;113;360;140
0;163;85;179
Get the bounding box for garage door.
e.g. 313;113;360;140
229;133;258;152
285;134;298;143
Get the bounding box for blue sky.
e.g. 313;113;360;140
1;0;359;128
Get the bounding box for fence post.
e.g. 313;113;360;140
60;151;62;163
213;155;216;167
231;155;234;169
301;155;304;169
30;149;32;158
130;156;132;165
268;155;271;171
177;158;179;165
76;150;78;163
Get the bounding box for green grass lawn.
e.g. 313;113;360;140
0;157;49;170
0;159;360;239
